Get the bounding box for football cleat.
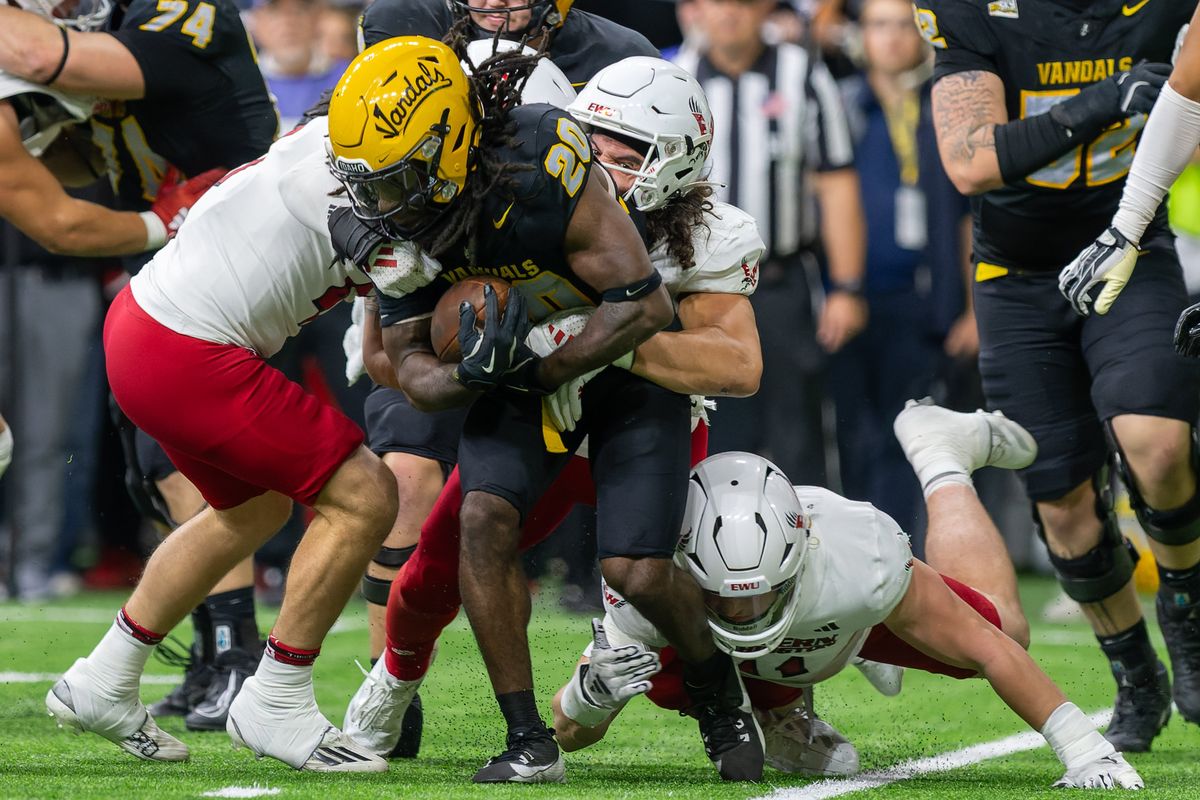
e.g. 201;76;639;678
46;657;189;762
148;651;213;718
392;692;423;759
1156;594;1200;725
690;665;764;782
894;397;1037;477
184;646;259;731
343;657;424;758
471;727;565;783
755;705;860;776
1103;660;1172;752
227;675;386;772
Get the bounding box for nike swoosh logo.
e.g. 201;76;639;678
492;202;515;229
625;283;648;297
482;350;496;374
1121;0;1149;15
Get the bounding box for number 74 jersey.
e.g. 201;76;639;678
595;487;915;688
915;0;1195;270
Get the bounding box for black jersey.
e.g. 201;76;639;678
359;0;658;85
380;104;632;328
93;0;277;214
920;0;1195;269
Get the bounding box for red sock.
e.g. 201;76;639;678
117;606;165;645
384;583;456;681
265;634;319;667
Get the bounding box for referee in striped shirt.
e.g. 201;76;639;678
673;0;867;486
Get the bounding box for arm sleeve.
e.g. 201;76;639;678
674;205;765;297
805;59;855;172
914;0;1001;82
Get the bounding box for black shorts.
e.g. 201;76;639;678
974;244;1200;501
457;367;692;559
363;384;466;469
134;427;178;483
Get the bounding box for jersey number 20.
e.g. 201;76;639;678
543;117;591;198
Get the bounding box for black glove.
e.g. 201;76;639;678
1175;302;1200;358
454;285;531;391
502;344;553;395
1050;61;1171;139
328;205;385;269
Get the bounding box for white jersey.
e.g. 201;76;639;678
599;486;914;687
0;70;95;157
131;117;373;358
653;201;764;301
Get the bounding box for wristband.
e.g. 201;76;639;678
140;211;168;251
830;279;864;296
560;665;613;727
994;112;1078;185
41;25;70;86
1041;702;1114;770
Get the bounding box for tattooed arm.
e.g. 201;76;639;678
931;70;1008;195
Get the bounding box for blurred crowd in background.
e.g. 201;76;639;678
15;0;1183;607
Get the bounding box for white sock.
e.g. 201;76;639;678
89;620;156;692
254;651;315;705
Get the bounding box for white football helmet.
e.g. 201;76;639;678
676;452;809;659
568;56;713;211
462;38;576;110
9;0;112;31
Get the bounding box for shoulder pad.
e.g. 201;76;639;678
674;202;765;297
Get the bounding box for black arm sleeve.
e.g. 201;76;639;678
993;112;1078;185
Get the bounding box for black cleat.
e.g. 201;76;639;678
1157;593;1200;724
687;658;764;782
471;727;565;783
1103;660;1172;752
184;647;259;731
148;642;212;718
389;692;423;758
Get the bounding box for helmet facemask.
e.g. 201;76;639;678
594;130;708;212
447;0;569;41
702;575;801;659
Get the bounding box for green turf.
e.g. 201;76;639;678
1;576;1198;799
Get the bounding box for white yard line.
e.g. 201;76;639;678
0;607;119;624
0;671;177;685
753;710;1111;800
200;786;280;798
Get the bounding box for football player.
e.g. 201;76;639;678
40;40;453;772
919;0;1200;751
553;401;1144;791
341;56;769;783
0;0;279;730
344;0;658;760
0;3;217;256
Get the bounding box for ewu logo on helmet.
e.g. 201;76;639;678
371;62;454;140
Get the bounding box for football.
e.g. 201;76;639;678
430;276;513;363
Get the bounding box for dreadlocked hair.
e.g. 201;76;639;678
645;184;714;271
417;18;546;256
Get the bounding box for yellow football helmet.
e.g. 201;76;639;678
327;37;480;238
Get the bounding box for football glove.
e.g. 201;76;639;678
328;207;441;298
525;308;593;357
1053;753;1144;790
1176;301;1200;357
560;619;661;727
1051;61;1171;137
143;166;226;248
545;367;602;432
1059;226;1139;316
343;296;367;387
454;285;530;391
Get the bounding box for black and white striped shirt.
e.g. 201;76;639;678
673;43;855;259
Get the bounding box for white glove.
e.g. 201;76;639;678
343;295;367;386
560;619;661;727
0;423;11;479
364;240;442;298
1059;226;1139;316
524;307;593;357
1043;702;1144;790
546;367;602;432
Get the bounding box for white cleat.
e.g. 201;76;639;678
894;397;1037;475
227;675;386;772
756;705;859;777
851;657;903;697
46;657;188;762
343;658;424;758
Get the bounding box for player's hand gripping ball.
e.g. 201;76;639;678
431;276;513;362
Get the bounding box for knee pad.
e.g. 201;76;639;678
1037;500;1137;605
109;395;176;530
1105;421;1200;546
360;545;416;606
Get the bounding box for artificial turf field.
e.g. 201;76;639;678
1;577;1199;799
